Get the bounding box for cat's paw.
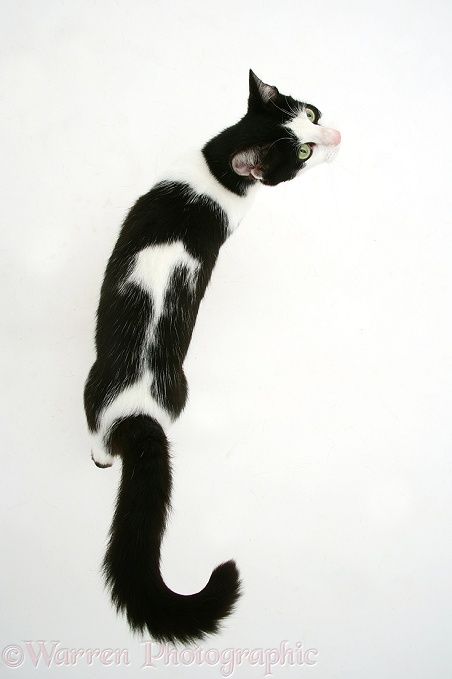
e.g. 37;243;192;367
91;448;114;469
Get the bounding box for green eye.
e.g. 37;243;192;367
305;107;315;122
298;143;312;161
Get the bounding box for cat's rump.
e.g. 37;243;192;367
103;414;241;643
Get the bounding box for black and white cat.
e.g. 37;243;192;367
84;70;340;643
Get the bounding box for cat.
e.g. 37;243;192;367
84;70;341;643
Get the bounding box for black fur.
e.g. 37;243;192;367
84;182;226;431
84;70;326;643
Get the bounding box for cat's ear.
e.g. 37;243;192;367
248;70;279;111
231;146;268;180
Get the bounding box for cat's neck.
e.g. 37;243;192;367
158;145;260;234
202;123;257;197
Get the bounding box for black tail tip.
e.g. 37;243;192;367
210;559;241;591
207;559;242;615
149;559;242;644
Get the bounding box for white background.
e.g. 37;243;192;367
1;1;452;677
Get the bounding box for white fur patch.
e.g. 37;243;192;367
286;110;341;172
286;109;317;143
155;150;259;233
127;241;200;320
91;241;200;465
286;109;339;146
90;369;173;465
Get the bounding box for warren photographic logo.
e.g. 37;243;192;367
1;639;318;676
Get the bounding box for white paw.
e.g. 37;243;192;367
91;446;114;469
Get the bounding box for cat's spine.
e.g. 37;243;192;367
103;414;241;643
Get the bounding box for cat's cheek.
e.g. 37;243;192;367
303;144;338;171
325;145;340;163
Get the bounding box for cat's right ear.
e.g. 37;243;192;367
248;70;279;112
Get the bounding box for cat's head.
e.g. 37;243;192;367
231;70;341;187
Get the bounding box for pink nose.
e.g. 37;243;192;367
330;130;341;146
326;128;341;146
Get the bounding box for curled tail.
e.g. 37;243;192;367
103;414;241;643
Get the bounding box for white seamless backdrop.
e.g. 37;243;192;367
1;1;452;678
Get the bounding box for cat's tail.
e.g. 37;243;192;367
102;414;241;644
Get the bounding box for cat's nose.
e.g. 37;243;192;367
312;125;341;147
322;128;341;146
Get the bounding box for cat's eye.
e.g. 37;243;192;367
305;107;315;122
298;143;312;161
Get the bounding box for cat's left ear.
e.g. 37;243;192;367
248;70;279;111
231;145;268;180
